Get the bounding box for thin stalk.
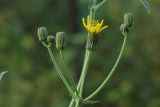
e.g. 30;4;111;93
95;0;107;10
69;100;75;107
74;0;96;104
77;50;89;92
74;50;92;107
84;35;127;101
69;0;96;106
59;50;79;95
68;50;91;107
47;48;75;97
75;101;80;107
79;50;91;96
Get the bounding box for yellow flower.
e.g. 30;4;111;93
82;15;108;34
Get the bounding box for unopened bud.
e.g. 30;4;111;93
55;32;66;50
47;35;55;47
47;35;55;43
37;27;48;42
120;13;134;35
86;33;98;51
120;24;130;36
124;13;134;28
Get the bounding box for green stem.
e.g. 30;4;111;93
69;0;96;106
68;50;92;107
69;100;75;107
59;50;79;95
75;101;80;107
73;1;95;106
84;35;127;101
95;0;107;10
74;50;92;107
47;48;75;97
79;50;91;96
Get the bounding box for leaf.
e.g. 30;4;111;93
0;71;8;80
138;0;151;13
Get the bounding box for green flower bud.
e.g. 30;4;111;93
55;32;66;50
120;24;130;36
120;13;134;35
47;35;55;43
47;35;55;47
124;13;134;28
86;33;98;51
37;27;48;42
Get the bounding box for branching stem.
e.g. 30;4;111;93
59;50;79;95
47;48;75;97
84;35;127;101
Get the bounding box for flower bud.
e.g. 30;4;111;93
86;33;98;51
37;27;48;42
47;35;55;43
120;24;130;36
124;13;134;28
120;13;134;36
47;35;55;47
55;32;66;50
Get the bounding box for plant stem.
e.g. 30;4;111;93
84;35;127;101
79;50;91;96
47;48;75;97
75;100;80;107
59;50;79;95
68;50;92;107
95;0;107;10
69;100;75;107
69;0;96;106
74;50;92;107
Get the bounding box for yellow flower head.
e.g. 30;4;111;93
82;15;108;34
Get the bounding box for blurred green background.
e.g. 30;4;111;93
0;0;160;107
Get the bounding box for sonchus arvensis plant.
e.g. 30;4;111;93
37;0;150;107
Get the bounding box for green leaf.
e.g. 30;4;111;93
0;71;8;80
138;0;151;13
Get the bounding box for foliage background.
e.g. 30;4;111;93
0;0;159;107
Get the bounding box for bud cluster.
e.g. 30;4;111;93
37;27;66;50
120;13;134;36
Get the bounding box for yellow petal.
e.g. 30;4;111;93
82;18;88;29
99;20;104;28
91;27;95;33
87;24;91;31
92;27;97;33
95;23;101;33
99;26;108;32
